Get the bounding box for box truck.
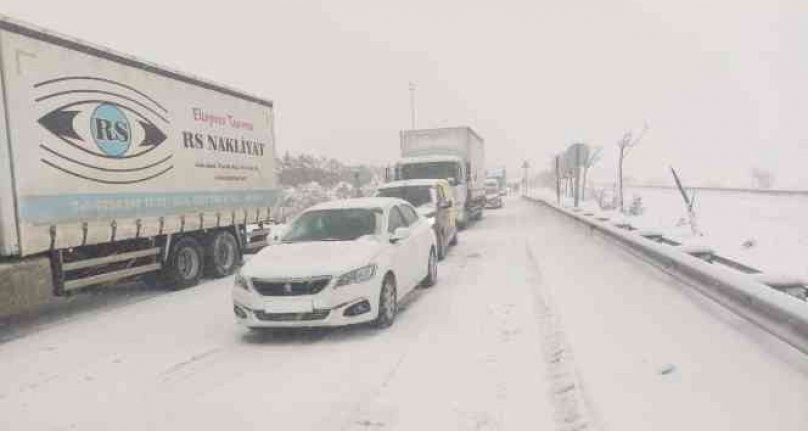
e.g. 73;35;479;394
393;127;484;227
0;17;279;316
486;167;507;195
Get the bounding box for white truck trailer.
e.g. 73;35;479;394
0;17;279;317
394;127;485;227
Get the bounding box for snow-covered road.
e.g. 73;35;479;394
2;197;808;430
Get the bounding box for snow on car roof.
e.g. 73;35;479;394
307;197;405;211
377;179;447;188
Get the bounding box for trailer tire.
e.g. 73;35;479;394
205;230;241;278
163;236;204;290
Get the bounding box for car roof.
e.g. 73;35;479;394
306;197;407;212
377;179;447;188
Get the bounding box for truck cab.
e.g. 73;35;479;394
394;155;474;227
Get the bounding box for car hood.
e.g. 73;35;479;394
242;236;383;279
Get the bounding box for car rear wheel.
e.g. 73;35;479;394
374;275;397;329
436;231;446;260
421;248;438;288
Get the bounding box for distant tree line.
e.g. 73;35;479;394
276;152;381;188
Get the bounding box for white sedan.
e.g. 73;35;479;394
233;197;438;329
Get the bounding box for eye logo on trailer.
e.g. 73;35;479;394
91;103;130;157
35;76;172;184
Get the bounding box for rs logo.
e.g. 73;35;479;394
91;103;130;157
34;76;172;184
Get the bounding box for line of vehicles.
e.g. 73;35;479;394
236;126;508;330
0;16;506;330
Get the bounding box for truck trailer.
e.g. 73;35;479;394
394;127;485;228
0;17;279;317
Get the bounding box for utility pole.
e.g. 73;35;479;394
555;155;561;204
521;161;529;196
574;145;581;207
408;81;416;129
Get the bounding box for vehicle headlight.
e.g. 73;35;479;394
234;271;251;291
335;264;377;288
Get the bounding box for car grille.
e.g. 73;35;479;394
253;310;330;321
251;277;332;296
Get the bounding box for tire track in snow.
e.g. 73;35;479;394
525;241;600;431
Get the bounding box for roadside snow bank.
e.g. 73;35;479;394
524;193;808;355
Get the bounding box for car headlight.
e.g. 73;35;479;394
234;271;251;291
335;264;377;288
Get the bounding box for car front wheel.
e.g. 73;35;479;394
374;275;397;329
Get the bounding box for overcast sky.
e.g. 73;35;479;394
1;0;807;187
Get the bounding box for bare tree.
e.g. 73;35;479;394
671;167;700;235
581;145;602;201
616;122;648;212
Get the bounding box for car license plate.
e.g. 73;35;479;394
264;299;314;313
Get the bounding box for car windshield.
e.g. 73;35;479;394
377;186;433;207
282;208;378;243
485;181;499;192
400;162;458;181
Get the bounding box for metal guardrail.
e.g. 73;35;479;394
524;195;808;355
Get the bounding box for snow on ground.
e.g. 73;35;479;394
532;186;808;282
629;187;808;279
1;197;807;430
0;198;556;431
520;198;808;430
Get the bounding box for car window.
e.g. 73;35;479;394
399;204;419;225
387;206;407;233
376;186;432;207
282;209;379;243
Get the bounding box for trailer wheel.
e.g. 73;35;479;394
164;236;204;290
205;230;241;278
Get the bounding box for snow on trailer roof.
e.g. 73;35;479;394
377;179;448;188
400;126;483;143
0;15;273;108
399;155;463;164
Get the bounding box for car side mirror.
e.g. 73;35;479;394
390;227;410;243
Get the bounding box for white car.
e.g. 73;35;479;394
233;197;438;329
